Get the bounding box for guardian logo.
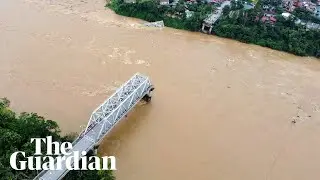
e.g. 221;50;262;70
10;136;116;171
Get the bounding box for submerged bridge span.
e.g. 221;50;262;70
34;73;154;180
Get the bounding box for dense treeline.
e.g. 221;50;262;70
109;0;320;57
214;7;320;57
0;98;114;180
108;0;214;31
292;7;320;24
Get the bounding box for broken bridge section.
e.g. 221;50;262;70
33;73;155;180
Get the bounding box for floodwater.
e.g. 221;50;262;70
1;0;320;179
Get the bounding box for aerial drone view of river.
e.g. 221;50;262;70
1;0;320;179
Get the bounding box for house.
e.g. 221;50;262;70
282;12;292;19
260;13;277;24
297;1;317;13
244;2;255;10
206;0;224;4
160;0;170;5
282;0;317;12
269;16;277;23
316;5;320;19
262;5;276;12
124;0;136;3
185;10;194;18
282;0;295;12
306;21;320;30
186;0;197;4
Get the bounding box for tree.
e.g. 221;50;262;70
261;0;282;6
231;0;244;10
292;7;320;24
0;98;115;180
222;5;231;15
0;98;10;108
213;7;320;57
175;0;186;16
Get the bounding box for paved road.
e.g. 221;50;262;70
204;1;231;24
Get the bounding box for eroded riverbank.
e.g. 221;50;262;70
1;0;320;179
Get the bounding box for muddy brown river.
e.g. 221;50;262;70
1;0;320;179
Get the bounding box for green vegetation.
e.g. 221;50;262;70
214;2;320;57
0;98;114;180
108;0;320;58
292;8;320;24
230;0;244;10
108;0;215;31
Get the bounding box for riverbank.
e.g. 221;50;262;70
107;0;214;31
108;0;320;58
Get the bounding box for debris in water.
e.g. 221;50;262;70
143;21;164;28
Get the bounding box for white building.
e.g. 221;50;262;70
282;12;291;19
316;5;320;19
160;0;170;5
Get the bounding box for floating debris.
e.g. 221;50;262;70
143;21;164;28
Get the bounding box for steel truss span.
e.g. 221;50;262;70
33;73;154;180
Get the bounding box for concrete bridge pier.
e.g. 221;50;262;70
142;86;155;103
202;23;213;34
93;144;99;155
